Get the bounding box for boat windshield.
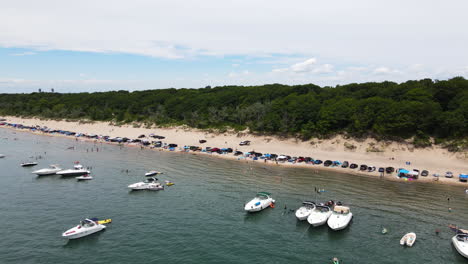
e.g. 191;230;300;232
316;206;330;212
81;220;95;227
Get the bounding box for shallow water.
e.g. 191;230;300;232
1;128;468;264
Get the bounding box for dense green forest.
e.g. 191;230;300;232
1;77;467;145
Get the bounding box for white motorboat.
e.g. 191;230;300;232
76;174;93;180
295;201;316;220
307;201;334;227
128;177;163;190
244;192;275;212
21;162;38;167
453;232;468;258
32;165;62;176
400;232;417;247
62;218;106;239
57;164;90;177
145;170;163;177
0;154;5;158
327;205;353;230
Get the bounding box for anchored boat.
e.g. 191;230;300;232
295;201;316;220
32;165;62;176
62;218;107;239
244;192;275;212
327;205;353;230
400;232;416;247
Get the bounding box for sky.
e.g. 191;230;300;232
1;0;468;93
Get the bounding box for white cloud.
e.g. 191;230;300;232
9;51;36;56
0;0;467;65
271;58;334;75
373;66;401;75
291;58;317;73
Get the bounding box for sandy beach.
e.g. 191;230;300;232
2;116;467;186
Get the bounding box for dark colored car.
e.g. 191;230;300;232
324;160;333;167
360;165;368;171
314;160;323;165
421;170;429;176
199;140;207;144
341;161;349;168
350;163;358;169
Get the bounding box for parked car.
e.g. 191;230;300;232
421;170;429;176
445;171;454;178
239;140;251;146
341;161;349;168
199;140;207;144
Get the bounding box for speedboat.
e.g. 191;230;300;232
32;165;62;176
128;177;163;190
57;164;90;177
244;192;275;212
62;218;106;239
400;232;416;247
0;154;5;158
327;205;353;230
295;201;316;220
21;162;38;167
76;174;93;180
145;170;163;177
307;201;334;226
453;232;468;258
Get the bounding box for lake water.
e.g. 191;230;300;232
1;128;468;264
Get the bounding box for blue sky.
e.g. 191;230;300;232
1;0;468;93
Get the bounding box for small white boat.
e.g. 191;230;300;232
76;174;93;180
327;205;353;230
400;232;417;247
295;201;316;220
0;154;5;158
128;177;163;190
307;201;334;227
453;232;468;258
244;192;275;212
57;164;90;177
32;165;62;176
21;162;38;167
145;170;163;177
62;218;106;239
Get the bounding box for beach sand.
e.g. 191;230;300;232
3;116;468;186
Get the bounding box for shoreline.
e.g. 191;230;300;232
1;116;467;187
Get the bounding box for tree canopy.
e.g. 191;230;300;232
0;77;467;141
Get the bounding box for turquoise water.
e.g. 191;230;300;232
1;128;468;264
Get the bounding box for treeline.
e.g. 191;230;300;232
0;77;467;143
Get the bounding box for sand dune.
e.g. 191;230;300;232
3;116;468;186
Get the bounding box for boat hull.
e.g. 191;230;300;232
307;211;332;226
327;212;353;230
295;206;314;221
453;236;468;258
400;232;416;247
244;198;274;212
57;170;90;176
62;225;106;239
